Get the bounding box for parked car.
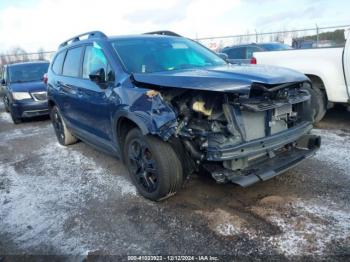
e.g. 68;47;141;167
47;31;320;201
252;30;350;122
292;39;339;49
1;61;50;124
221;43;292;64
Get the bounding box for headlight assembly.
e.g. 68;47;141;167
12;92;32;100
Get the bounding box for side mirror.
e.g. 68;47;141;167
89;68;106;86
217;52;228;61
1;79;5;85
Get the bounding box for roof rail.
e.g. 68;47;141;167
58;31;107;49
144;30;182;37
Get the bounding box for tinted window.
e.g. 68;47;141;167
111;38;225;73
8;63;49;83
224;47;245;59
52;51;66;74
62;47;83;77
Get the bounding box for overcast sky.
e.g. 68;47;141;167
0;0;349;53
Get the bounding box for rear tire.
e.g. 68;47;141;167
50;106;78;146
302;83;327;123
123;128;183;201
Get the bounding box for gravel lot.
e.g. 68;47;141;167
0;101;350;261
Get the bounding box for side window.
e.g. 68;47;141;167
62;47;83;77
226;48;245;59
52;51;66;74
82;45;115;82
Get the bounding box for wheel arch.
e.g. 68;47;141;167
305;74;328;100
114;113;150;161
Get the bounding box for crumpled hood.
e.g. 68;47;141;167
133;64;308;93
9;81;46;93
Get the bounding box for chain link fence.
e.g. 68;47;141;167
196;24;350;51
0;24;349;67
0;51;55;68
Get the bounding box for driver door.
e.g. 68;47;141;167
73;44;116;149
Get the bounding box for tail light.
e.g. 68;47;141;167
43;73;48;85
250;57;257;64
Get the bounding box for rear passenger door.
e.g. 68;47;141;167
58;46;84;127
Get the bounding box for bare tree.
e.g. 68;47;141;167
0;53;8;67
38;47;45;60
8;47;29;63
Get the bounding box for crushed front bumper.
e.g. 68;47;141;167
208;134;321;187
206;121;313;161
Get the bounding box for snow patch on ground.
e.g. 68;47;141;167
0;112;12;123
205;197;350;257
0;124;52;143
215;223;240;236
196;209;256;239
312;128;350;174
0;140;137;254
267;199;350;256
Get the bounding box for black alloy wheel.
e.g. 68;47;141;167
52;108;65;144
127;138;159;193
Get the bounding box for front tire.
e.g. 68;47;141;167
123;128;183;201
10;109;21;124
303;83;327;123
50;106;78;146
3;96;10;113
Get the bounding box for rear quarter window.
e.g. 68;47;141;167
52;51;66;75
62;47;83;77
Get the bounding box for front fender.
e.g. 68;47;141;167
113;94;178;141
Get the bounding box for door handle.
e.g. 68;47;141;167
58;82;77;95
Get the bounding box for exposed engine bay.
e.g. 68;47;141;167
141;81;321;187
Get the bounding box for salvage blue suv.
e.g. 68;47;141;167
2;61;49;124
47;31;320;201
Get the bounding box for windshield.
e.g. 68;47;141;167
111;37;226;73
9;63;49;83
258;43;292;51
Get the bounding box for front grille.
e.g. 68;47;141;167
31;91;47;101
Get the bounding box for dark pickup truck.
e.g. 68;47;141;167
47;31;320;201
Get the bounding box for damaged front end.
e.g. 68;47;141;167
136;79;321;187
